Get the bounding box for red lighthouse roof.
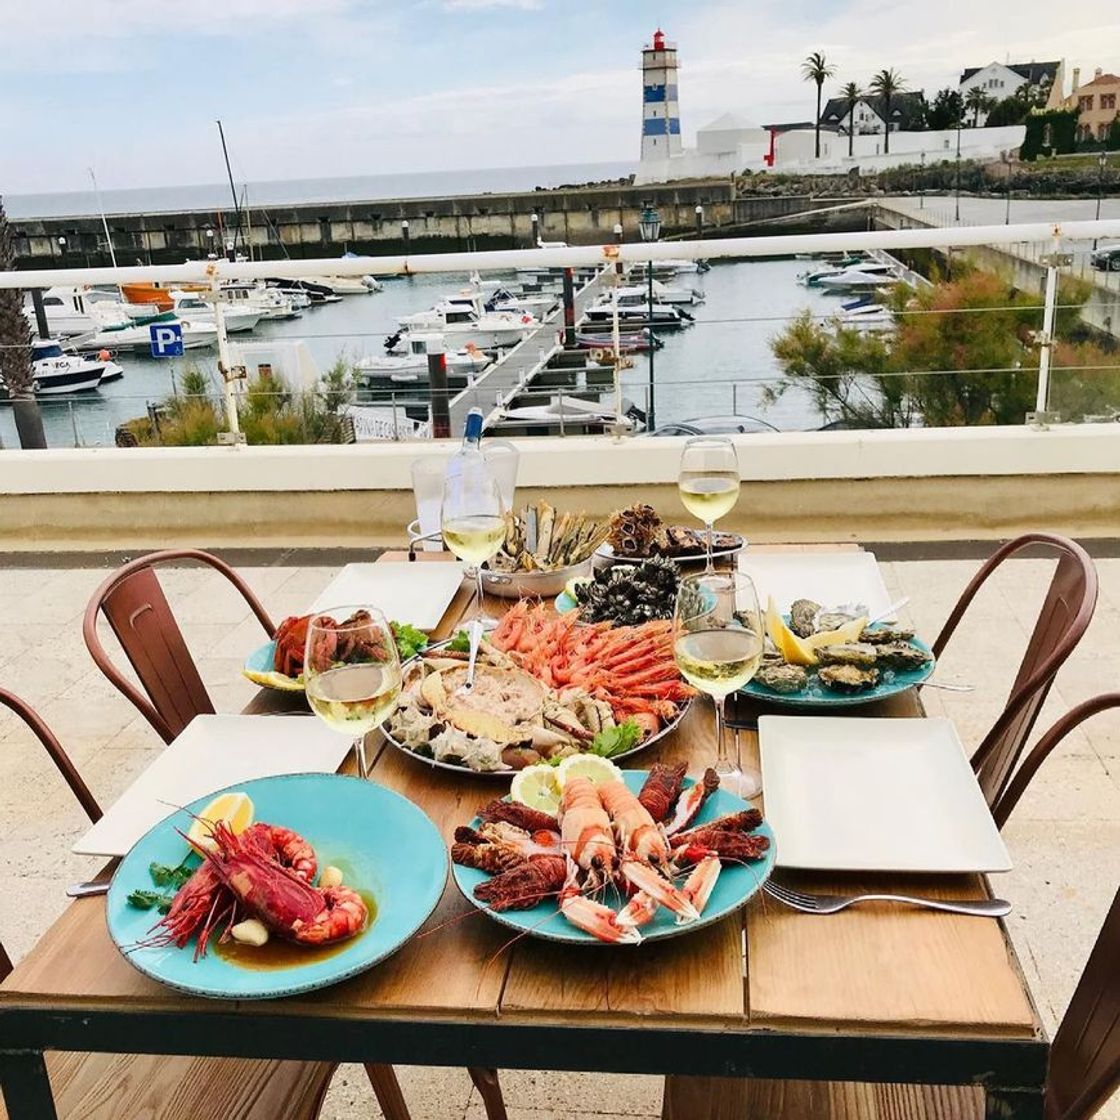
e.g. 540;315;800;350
653;28;665;50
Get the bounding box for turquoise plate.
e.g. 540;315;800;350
107;773;448;999
452;770;775;945
741;624;935;709
242;639;304;692
554;585;717;618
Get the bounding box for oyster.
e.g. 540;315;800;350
817;664;880;693
874;642;932;672
790;599;822;638
816;642;879;668
861;627;917;645
756;662;809;694
815;610;861;634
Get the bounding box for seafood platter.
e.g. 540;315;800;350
107;773;447;999
742;596;935;707
451;758;775;944
383;603;694;774
482;501;611;598
594;504;744;568
243;611;429;691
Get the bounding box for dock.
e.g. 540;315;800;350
448;267;612;435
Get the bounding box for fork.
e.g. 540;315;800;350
763;880;1011;918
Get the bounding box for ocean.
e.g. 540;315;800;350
0;259;839;449
4;162;637;221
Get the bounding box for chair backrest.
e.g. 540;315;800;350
0;687;102;983
83;549;275;745
932;533;1097;812
1048;886;1120;1120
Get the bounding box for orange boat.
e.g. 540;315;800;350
120;281;206;311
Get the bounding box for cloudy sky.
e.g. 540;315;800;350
2;0;1117;194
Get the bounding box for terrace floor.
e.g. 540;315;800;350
1;553;1118;1120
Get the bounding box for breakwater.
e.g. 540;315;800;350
10;180;836;268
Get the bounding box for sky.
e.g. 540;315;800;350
1;0;1118;195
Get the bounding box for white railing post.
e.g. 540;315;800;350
1034;233;1068;420
211;283;242;440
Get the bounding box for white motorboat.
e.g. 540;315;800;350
836;302;893;331
391;304;538;350
583;301;694;330
615;281;704;306
83;315;218;354
170;292;262;334
215;282;301;320
300;275;378;295
23;286;130;337
356;335;491;384
1;340;108;396
818;266;899;292
648;259;710;275
441;286;555;319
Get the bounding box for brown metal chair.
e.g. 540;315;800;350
929;533;1098;814
83;548;277;745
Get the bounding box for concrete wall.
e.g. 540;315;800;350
1;425;1116;550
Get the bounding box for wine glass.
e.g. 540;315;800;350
303;606;402;780
674;571;764;799
678;436;741;572
441;453;506;627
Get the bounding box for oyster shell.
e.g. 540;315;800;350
861;627;917;645
815;610;861;634
816;642;879;668
817;664;880;693
790;599;822;638
874;642;932;672
756;662;809;694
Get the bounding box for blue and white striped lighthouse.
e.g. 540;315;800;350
641;29;682;160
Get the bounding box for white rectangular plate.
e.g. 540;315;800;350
73;715;353;857
759;715;1011;873
740;550;893;619
311;562;465;630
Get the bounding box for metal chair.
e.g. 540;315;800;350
929;533;1098;813
83;548;277;745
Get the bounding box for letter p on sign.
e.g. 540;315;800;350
150;322;184;358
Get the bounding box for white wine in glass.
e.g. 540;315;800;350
674;572;764;799
678;436;740;571
304;607;402;779
442;514;506;567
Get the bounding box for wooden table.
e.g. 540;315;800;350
0;549;1048;1119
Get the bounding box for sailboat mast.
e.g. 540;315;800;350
87;167;118;270
216;119;242;257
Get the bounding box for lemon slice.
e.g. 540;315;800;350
510;764;563;814
187;791;255;853
804;615;868;650
241;667;304;691
764;597;818;666
564;576;593;600
555;754;623;789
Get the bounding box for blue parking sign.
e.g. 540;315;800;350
150;322;184;358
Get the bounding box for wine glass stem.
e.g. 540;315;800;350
474;565;486;623
714;694;733;774
354;734;368;780
706;520;715;572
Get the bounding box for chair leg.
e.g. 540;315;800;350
363;1063;412;1120
468;1067;509;1120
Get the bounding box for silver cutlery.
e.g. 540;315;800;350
866;596;911;627
763;880;1011;918
459;617;483;695
67;880;112;898
921;680;976;693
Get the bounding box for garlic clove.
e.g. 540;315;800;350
230;918;270;947
319;865;343;890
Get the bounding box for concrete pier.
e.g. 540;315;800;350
9;181;837;269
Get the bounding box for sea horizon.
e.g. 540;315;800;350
3;161;637;221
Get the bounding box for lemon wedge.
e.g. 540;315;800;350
241;667;304;692
187;791;255;853
555;754;623;788
564;576;593;601
510;764;563;814
804;615;868;650
764;597;819;666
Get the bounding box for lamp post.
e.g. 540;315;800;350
1094;151;1107;250
1005;153;1013;225
694;203;704;238
638;203;662;432
919;151;925;209
205;227;216;260
954;116;962;223
57;236;67;260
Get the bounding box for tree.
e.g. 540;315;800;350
963;87;996;127
868;68;906;153
0;197;46;449
839;81;862;157
927;87;964;130
801;51;836;159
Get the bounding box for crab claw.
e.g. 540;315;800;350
617;890;659;929
620;859;700;924
560;894;642;944
663;769;721;836
681;856;721;914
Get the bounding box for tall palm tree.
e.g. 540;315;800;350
801;51;837;159
868;68;907;154
0;197;45;449
964;86;995;127
839;80;862;157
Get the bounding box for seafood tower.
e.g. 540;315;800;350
640;29;682;161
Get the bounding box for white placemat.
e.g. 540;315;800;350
759;715;1011;873
311;562;465;630
73;715;353;857
740;550;893;618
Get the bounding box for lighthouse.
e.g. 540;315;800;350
640;28;682;161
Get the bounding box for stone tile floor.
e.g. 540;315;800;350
0;556;1117;1120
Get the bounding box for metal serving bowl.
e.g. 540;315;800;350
480;558;594;599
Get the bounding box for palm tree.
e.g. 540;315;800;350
801;51;837;159
0;197;45;449
964;86;996;127
839;80;862;157
868;68;907;154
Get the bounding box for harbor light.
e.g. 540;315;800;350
638;204;661;432
638;205;662;243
